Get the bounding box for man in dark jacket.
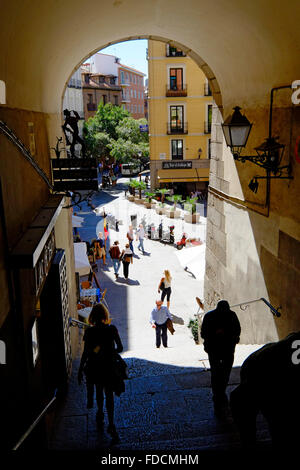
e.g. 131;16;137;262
201;300;241;416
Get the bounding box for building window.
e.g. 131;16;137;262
88;94;93;103
205;104;212;133
169;68;183;90
85;74;90;84
103;95;107;105
110;77;116;85
170;105;184;131
171;140;183;160
99;76;105;83
166;44;186;57
114;95;118;105
134;90;137;98
120;71;125;84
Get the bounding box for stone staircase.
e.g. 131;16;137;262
50;344;272;453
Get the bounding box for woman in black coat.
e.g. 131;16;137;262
78;303;124;440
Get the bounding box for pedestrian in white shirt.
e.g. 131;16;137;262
136;224;146;254
150;300;172;348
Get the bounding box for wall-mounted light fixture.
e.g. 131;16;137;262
198;148;202;159
221;86;294;192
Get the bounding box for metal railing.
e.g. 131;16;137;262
197;297;281;320
12;390;57;450
166;84;187;96
167;122;188;135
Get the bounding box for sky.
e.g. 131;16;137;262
99;39;148;79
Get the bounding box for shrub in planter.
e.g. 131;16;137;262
166;194;183;218
128;179;140;197
188;318;199;343
155;188;170;204
144;191;156;208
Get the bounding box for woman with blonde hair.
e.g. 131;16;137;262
158;269;172;310
78;303;124;442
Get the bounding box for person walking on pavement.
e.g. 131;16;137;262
97;232;107;266
109;240;121;279
200;300;241;417
120;243;133;281
126;225;134;254
78;303;124;442
150;299;173;348
136;223;146;254
158;270;172;310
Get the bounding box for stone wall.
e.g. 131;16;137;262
204;103;300;343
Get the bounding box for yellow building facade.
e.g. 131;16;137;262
148;40;212;196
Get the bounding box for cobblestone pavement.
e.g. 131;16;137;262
50;181;271;453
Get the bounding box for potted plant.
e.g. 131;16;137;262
134;180;147;203
183;196;200;223
155;188;170;204
144;191;156;209
165;194;183;218
127;179;139;201
155;201;166;215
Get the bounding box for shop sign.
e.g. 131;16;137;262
162;161;192;169
34;230;56;296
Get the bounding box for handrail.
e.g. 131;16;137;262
12;389;57;450
197;297;281;319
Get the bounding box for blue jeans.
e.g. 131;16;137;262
129;240;134;253
112;259;120;274
138;238;144;252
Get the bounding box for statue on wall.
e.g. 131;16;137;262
62;109;86;157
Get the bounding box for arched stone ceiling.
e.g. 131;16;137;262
0;0;299;113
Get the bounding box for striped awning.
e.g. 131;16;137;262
157;168;209;183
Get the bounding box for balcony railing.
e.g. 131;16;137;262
167;122;188;135
166;84;187;97
204;121;212;134
120;81;130;87
87;103;97;111
204;83;212;96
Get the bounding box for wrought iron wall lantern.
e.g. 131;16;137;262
221;85;294;193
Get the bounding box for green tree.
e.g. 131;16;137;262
83;103;149;164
